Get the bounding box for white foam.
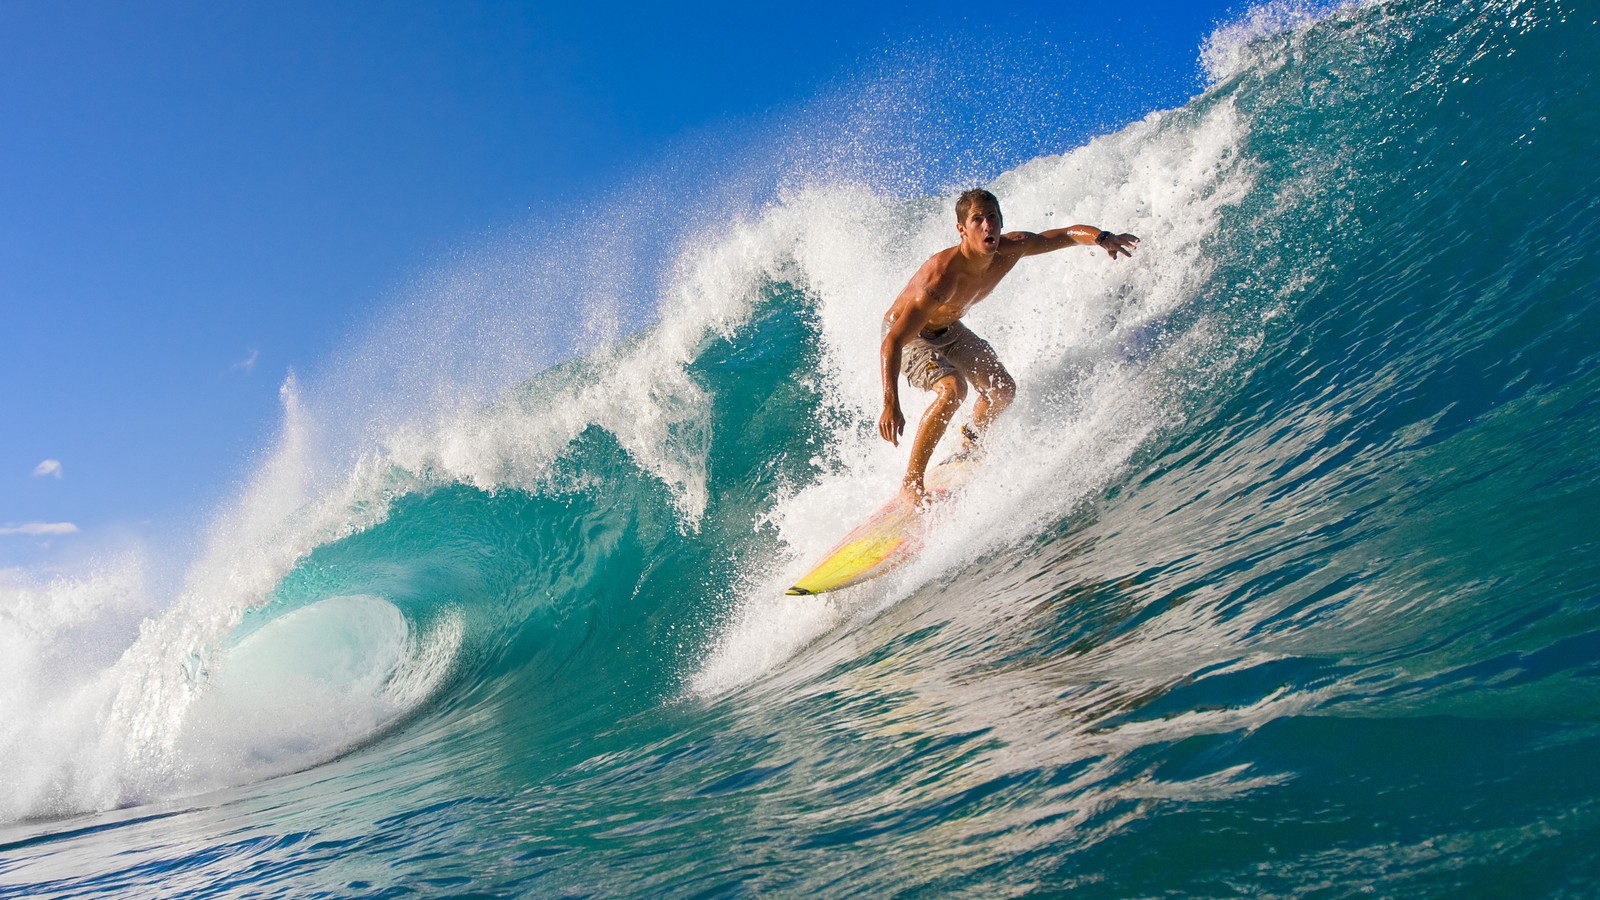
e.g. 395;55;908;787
0;558;152;820
1200;0;1361;84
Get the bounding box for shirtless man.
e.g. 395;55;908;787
879;188;1138;502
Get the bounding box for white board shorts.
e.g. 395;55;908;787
884;319;1002;392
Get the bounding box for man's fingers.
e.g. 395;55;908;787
880;415;903;445
1104;234;1138;259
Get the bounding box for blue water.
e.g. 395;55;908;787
5;0;1600;894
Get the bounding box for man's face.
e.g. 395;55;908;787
959;203;1003;254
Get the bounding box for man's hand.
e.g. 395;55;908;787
1098;232;1140;260
879;403;905;446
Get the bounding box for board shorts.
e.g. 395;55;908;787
883;318;1002;392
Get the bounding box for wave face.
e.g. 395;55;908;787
5;0;1599;894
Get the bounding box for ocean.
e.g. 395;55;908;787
4;0;1599;894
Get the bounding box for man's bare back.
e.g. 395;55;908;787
879;189;1138;503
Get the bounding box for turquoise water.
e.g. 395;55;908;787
5;0;1600;894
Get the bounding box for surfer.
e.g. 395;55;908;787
879;188;1138;503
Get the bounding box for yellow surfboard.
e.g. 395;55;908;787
785;455;981;596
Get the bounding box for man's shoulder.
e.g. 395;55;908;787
918;245;963;278
997;231;1038;254
912;247;967;299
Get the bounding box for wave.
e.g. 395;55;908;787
5;2;1599;893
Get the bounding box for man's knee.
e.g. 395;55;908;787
934;374;968;407
980;368;1015;405
994;371;1016;404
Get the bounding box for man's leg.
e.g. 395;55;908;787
968;360;1015;437
946;326;1014;446
903;373;966;500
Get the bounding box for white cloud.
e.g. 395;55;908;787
32;459;62;479
227;349;261;375
0;522;79;536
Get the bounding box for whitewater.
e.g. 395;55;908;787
5;0;1599;894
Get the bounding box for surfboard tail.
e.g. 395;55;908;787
784;457;982;596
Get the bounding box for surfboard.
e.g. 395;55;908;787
785;454;981;596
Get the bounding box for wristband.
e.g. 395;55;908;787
1095;230;1113;246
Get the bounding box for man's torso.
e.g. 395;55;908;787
887;240;1026;332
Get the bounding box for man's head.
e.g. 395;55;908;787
955;188;1000;224
955;188;1002;254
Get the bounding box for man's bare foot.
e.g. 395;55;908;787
900;480;929;507
945;423;984;463
900;481;951;510
963;422;984;449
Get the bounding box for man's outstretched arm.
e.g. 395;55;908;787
1009;225;1140;259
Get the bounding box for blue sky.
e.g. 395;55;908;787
1;0;1245;567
